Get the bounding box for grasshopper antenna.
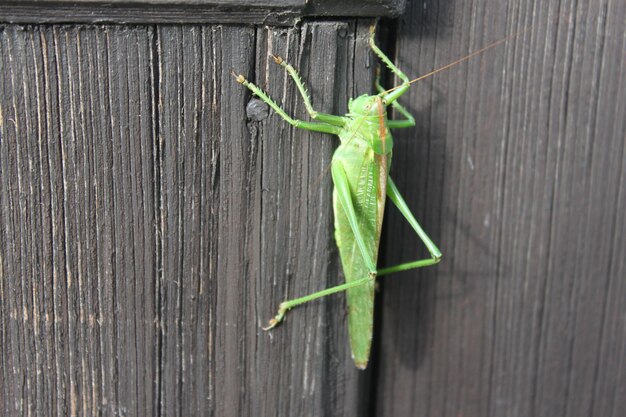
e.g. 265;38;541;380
382;26;532;94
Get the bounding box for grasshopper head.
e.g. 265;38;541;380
347;94;392;155
348;94;385;117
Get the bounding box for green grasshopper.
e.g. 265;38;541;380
234;25;441;369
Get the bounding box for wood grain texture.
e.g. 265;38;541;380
0;3;302;26
376;1;626;416
0;25;159;417
0;0;404;25
0;21;376;416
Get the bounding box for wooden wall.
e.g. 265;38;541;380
1;0;624;416
378;1;626;416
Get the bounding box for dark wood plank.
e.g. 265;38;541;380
305;0;406;17
0;25;159;416
250;21;375;417
375;0;626;416
0;20;375;416
155;21;375;417
0;3;301;26
0;0;405;25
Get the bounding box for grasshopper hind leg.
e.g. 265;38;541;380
262;274;375;331
378;177;442;276
263;162;379;331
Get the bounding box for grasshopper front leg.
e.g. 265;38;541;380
370;24;411;104
375;67;415;129
233;71;341;135
270;55;346;127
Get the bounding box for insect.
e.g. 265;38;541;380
234;24;442;369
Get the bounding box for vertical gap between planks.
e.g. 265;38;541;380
150;24;163;417
367;17;400;417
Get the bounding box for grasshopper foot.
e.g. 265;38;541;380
369;22;378;36
270;54;284;65
231;69;247;84
262;302;288;331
